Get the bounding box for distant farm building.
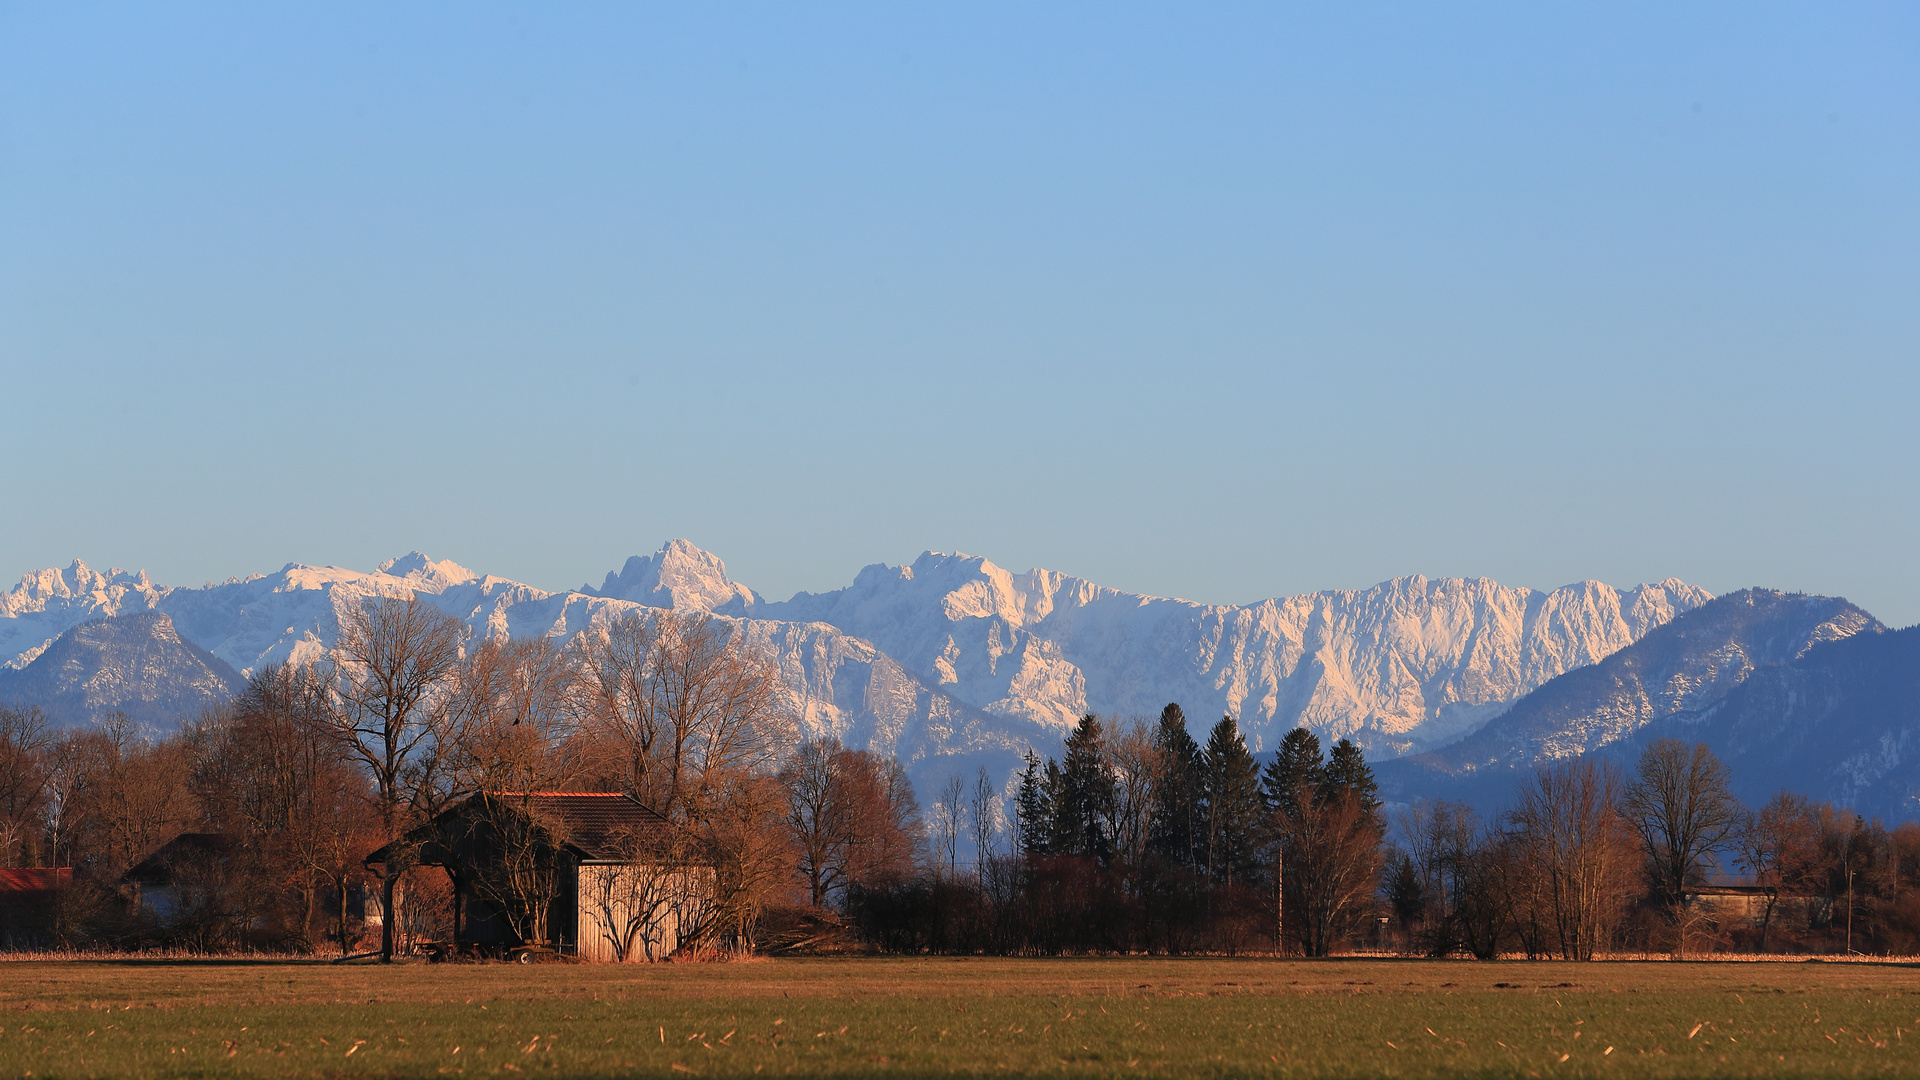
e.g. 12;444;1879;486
0;868;70;947
370;792;715;962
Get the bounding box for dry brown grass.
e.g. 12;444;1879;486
4;955;1919;1077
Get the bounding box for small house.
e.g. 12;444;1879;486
0;867;70;946
123;833;241;925
369;792;715;962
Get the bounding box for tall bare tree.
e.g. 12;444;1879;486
931;774;966;878
0;706;52;867
969;766;1000;872
1624;739;1744;911
47;714;194;879
1738;790;1820;952
781;738;848;908
1507;759;1637;960
780;738;921;907
446;636;579;794
572;610;791;823
189;664;374;949
322;593;465;962
1106;718;1159;872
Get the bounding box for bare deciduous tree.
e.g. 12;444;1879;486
1106;718;1159;871
969;766;1000;872
446;637;579;794
0;705;52;867
780;738;922;908
322;593;466;961
1507;759;1637;960
48;713;194;879
1624;739;1744;905
781;738;848;908
1738;789;1820;952
190;664;376;951
572;611;792;823
931;774;965;878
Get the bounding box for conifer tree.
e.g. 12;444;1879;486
1148;703;1204;867
1202;715;1263;887
1049;715;1116;861
1042;758;1067;852
1322;737;1380;816
1014;750;1050;857
1262;727;1326;820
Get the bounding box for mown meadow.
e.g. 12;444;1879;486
3;956;1918;1078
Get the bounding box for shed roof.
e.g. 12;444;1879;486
368;792;701;867
122;833;239;885
492;792;683;862
0;868;70;894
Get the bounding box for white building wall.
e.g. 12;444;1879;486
575;864;716;963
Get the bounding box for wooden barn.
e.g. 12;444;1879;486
371;792;715;962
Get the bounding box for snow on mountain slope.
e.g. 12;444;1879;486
0;562;167;670
1403;588;1881;774
0;541;1708;800
584;538;762;614
0;612;245;729
0;544;1021;791
760;551;1712;755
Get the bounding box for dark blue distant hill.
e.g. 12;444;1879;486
1377;590;1917;820
0;612;245;729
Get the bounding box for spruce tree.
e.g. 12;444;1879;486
1321;737;1380;815
1262;727;1325;822
1050;714;1116;861
1014;750;1050;856
1148;703;1204;867
1202;715;1264;888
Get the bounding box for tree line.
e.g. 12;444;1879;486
2;596;1916;958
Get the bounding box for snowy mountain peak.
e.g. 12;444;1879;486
375;552;479;587
588;539;759;615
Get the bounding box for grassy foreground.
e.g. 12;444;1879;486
3;956;1918;1078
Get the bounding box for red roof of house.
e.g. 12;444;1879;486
0;868;71;893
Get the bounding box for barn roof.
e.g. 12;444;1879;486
122;833;240;886
368;792;701;867
493;792;682;862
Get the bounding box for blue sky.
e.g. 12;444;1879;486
3;4;1916;623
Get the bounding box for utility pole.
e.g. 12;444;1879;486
1274;838;1284;957
1846;864;1855;955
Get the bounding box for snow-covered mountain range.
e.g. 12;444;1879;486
0;541;1714;797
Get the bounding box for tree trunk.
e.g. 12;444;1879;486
380;868;397;962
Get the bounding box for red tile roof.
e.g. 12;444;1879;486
0;868;71;893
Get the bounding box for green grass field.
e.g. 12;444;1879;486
3;956;1917;1078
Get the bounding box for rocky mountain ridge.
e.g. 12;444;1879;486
0;541;1717;794
760;551;1712;755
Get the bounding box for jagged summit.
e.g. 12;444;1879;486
375;551;480;587
586;539;760;614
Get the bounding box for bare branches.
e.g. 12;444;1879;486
320;593;465;961
1624;738;1744;907
1506;759;1637;960
0;705;52;867
445;636;579;796
571;610;794;824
